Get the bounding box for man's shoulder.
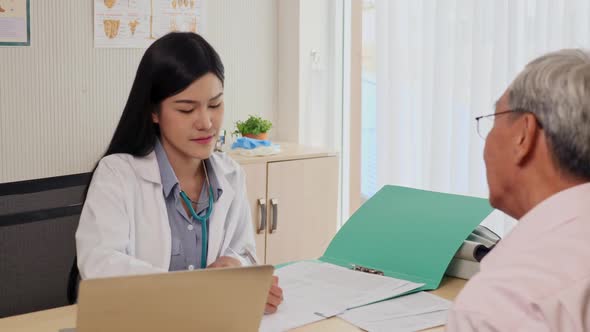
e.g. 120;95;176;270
453;273;590;331
452;258;590;331
451;269;542;330
479;215;590;296
531;275;590;332
453;271;525;310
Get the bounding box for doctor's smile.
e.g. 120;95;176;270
190;135;215;144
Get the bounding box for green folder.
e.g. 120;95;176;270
318;185;493;291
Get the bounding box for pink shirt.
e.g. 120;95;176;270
446;183;590;332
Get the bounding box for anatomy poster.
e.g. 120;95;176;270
94;0;201;48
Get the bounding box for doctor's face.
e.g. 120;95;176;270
153;73;224;162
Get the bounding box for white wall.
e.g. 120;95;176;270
0;0;277;182
276;0;343;150
276;0;300;143
299;0;342;149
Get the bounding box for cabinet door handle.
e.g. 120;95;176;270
270;198;279;233
257;198;266;234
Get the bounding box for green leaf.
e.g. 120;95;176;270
233;115;272;135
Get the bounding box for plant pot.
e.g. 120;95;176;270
243;132;268;140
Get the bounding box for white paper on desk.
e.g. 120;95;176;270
258;301;325;332
344;310;448;332
339;292;451;332
259;261;423;331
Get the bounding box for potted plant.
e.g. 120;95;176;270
233;115;273;140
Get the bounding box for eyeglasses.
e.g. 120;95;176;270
476;108;542;140
474;110;515;139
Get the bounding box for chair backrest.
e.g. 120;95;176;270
0;173;90;318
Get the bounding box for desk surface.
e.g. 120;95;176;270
0;277;465;332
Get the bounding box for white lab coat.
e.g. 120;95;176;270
75;151;256;279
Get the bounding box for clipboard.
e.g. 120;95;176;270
317;185;494;291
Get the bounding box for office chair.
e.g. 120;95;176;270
0;173;90;317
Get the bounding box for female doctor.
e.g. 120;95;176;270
75;32;283;313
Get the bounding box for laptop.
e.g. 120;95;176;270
76;265;274;332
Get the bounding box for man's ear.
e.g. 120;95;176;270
514;113;540;165
151;111;159;124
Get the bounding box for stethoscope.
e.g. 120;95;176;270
179;160;214;269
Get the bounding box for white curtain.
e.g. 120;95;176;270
373;0;590;234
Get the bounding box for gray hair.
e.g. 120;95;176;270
509;49;590;180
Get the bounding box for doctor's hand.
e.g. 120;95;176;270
207;256;242;268
265;276;283;314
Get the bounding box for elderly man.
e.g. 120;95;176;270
446;49;590;331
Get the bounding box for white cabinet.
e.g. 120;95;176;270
232;144;339;265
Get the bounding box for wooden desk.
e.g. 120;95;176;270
0;278;466;332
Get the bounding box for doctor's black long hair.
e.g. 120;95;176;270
83;32;224;199
68;33;224;299
104;32;225;157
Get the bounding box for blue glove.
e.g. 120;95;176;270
231;137;272;150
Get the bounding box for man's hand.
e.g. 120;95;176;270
207;256;241;268
265;276;283;314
